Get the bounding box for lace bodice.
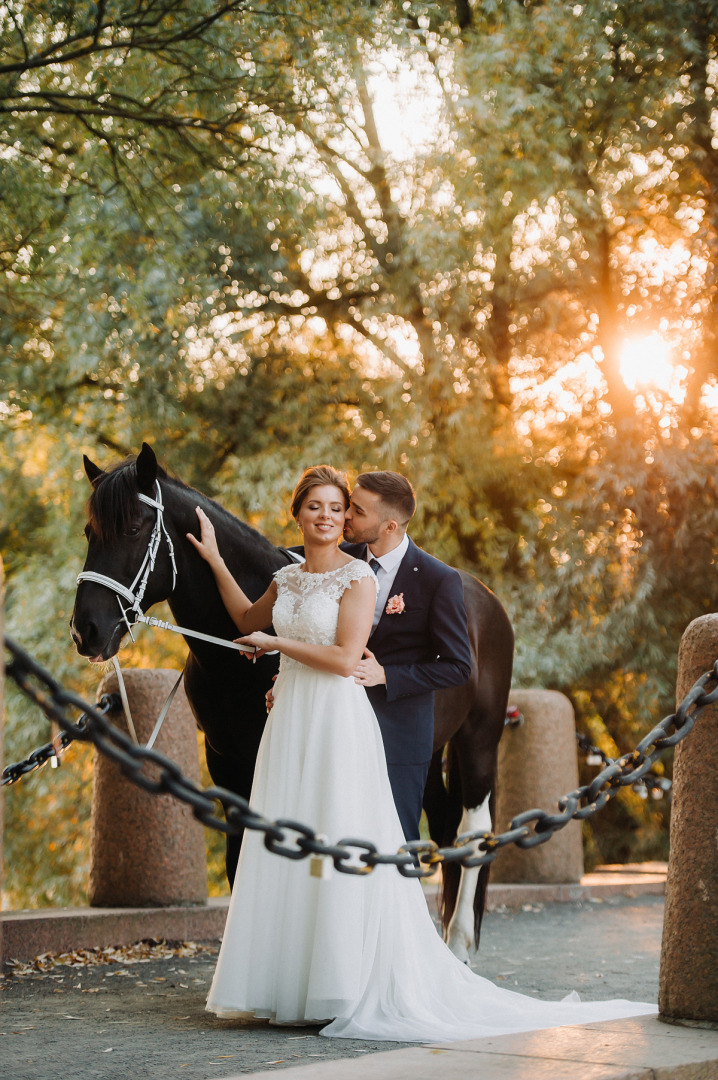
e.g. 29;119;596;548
272;560;376;673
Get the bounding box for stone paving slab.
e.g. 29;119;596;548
227;1045;651;1080
436;1015;718;1074
226;1016;718;1080
485;871;666;911
1;896;667;1079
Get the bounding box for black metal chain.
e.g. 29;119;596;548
4;633;717;878
576;732;673;801
2;702;538;788
2;696;119;787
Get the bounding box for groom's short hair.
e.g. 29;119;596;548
355;471;416;526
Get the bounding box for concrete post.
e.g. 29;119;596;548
89;669;207;907
659;615;718;1026
492;688;583;884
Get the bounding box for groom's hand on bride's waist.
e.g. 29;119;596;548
354;648;386;687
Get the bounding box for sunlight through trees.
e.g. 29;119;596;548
3;0;718;904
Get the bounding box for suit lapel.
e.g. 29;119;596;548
370;539;421;641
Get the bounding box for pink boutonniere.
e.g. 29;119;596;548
385;593;405;615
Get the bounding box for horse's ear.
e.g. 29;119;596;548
135;442;158;494
83;455;105;487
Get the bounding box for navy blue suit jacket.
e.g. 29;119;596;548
342;539;472;765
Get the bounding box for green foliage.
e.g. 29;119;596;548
4;0;718;906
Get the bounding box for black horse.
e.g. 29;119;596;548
70;444;513;957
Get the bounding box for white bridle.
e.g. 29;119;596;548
76;481;178;637
75;480;255;748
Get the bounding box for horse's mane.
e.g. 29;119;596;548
87;457;282;570
87;457;159;543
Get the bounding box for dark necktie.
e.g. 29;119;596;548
369;558;382;577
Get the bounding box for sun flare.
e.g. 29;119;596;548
368;53;443;161
619;334;674;392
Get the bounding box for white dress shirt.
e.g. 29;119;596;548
367;533;410;630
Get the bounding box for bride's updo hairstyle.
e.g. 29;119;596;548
290;465;351;519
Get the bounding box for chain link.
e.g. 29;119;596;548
4;634;717;876
2;695;120;787
576;732;673;800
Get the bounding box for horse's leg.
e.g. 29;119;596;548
443;741;496;961
423;744;464;935
425;682;482;959
424;578;514;959
185;650;274;889
204;738;256;888
441;687;506;960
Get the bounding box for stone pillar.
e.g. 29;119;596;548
89;669;207;907
659;615;718;1026
492;688;583;884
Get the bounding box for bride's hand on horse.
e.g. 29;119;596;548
186;506;221;565
235;630;275;660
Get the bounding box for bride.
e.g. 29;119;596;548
188;465;656;1042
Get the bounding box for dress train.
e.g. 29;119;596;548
206;561;656;1041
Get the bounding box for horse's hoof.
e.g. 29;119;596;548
445;938;470;964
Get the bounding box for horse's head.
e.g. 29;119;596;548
70;442;178;661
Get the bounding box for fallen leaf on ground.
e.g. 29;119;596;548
5;940;214;975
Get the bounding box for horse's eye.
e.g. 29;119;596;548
125;522;142;537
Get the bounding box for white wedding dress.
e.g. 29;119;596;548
206;559;656;1041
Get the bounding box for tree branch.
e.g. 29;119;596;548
0;1;252;75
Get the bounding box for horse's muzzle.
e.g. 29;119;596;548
69;616;123;662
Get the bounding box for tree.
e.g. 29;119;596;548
4;0;718;905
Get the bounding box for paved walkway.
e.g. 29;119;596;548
485;861;668;909
1;894;670;1080
235;1016;718;1080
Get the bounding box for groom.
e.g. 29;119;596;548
341;472;472;843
